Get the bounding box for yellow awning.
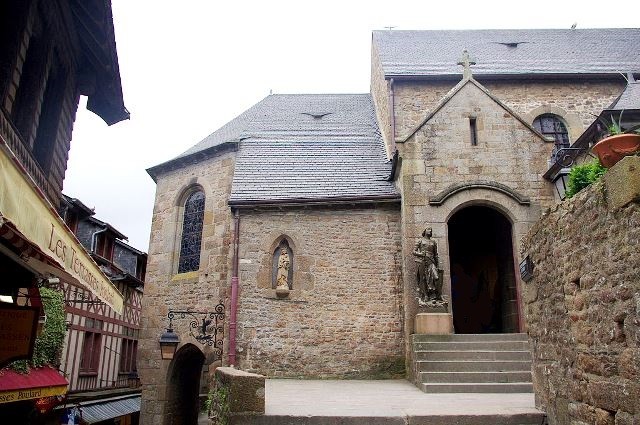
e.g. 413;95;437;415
0;141;123;314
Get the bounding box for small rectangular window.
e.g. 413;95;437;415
469;118;478;146
80;331;102;373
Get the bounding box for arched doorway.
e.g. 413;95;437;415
448;205;519;333
164;344;205;425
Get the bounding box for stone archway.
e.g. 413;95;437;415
447;205;519;334
164;344;205;425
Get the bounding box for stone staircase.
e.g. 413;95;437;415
413;333;534;393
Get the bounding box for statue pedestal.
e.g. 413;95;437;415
415;312;453;335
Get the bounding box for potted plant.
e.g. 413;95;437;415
591;112;640;168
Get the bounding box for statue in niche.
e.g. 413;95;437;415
413;227;446;307
273;241;292;298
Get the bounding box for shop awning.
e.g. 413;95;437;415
0;366;68;404
78;395;141;424
0;139;123;314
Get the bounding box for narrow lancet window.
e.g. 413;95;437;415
178;190;205;273
469;117;478;146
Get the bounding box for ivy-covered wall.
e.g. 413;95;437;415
8;287;66;373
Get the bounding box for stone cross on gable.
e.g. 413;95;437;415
457;49;476;79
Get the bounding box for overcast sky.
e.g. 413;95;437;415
62;0;639;252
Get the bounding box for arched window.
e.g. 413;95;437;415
178;190;205;273
533;114;570;160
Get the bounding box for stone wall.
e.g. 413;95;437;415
522;164;640;424
398;80;556;349
234;204;405;378
370;44;393;156
393;78;624;142
138;150;236;425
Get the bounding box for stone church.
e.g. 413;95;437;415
138;29;639;423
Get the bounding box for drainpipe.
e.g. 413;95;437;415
228;209;240;366
389;78;397;152
90;227;107;253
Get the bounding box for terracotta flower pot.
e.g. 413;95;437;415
592;133;640;168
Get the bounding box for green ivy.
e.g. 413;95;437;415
565;159;607;198
208;383;230;425
8;287;66;373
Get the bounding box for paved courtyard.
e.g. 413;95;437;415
258;379;544;424
201;379;545;424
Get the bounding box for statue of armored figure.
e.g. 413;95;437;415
413;227;446;307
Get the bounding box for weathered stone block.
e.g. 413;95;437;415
214;367;265;416
614;411;640;425
604;155;640;211
414;312;453;334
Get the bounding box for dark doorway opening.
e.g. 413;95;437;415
165;344;205;425
448;206;519;333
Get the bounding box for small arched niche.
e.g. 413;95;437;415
271;238;294;291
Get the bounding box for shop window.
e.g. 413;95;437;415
177;190;205;273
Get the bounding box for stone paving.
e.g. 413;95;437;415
256;379;545;425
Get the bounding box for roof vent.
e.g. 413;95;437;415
301;112;332;119
495;42;528;48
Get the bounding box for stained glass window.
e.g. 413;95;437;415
178;190;205;273
533;114;570;161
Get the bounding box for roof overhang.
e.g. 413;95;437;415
543;108;640;180
147;141;238;182
229;194;402;209
70;0;129;125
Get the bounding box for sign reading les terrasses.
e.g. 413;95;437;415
0;146;123;313
0;304;39;367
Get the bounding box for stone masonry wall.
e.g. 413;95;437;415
397;80;557;377
370;43;393;156
399;80;556;305
138;150;236;425
235;205;405;378
522;178;639;425
394;79;624;141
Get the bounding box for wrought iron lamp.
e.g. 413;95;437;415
159;327;180;360
158;302;225;360
551;168;571;200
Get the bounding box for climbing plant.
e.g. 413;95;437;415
9;287;66;373
208;383;230;425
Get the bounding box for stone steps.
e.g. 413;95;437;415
415;350;531;361
413;333;529;342
419;371;533;383
412;333;533;393
421;382;534;393
414;340;530;351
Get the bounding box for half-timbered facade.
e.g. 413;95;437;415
56;196;146;423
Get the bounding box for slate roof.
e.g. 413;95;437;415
225;94;399;204
373;29;640;77
609;81;640;110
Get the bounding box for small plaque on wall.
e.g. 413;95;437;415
519;256;534;282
